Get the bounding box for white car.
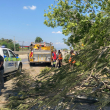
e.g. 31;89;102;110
0;47;22;75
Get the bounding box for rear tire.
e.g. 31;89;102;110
30;63;35;67
47;63;51;66
17;64;22;74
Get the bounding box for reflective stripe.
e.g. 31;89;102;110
30;51;33;57
4;57;21;61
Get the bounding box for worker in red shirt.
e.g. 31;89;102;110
52;49;57;67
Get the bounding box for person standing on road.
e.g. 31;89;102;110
0;55;4;95
52;49;57;67
58;50;63;68
30;42;33;50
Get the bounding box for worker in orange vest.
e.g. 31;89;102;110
57;50;63;68
69;50;76;68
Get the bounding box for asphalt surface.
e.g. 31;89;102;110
21;58;28;64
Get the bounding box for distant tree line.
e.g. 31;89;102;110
0;38;20;51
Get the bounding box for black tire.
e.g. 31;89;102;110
17;64;22;74
30;63;35;67
47;63;51;66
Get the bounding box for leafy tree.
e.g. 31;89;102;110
35;37;43;43
42;0;110;109
64;53;70;63
15;44;20;51
0;38;20;51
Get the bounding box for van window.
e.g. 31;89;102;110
3;49;9;57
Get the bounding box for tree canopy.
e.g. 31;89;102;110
44;0;110;49
35;37;43;43
0;38;20;51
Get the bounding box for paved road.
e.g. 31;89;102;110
21;58;28;64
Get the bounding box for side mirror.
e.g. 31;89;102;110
16;54;19;57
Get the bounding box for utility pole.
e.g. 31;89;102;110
22;41;24;51
14;36;15;51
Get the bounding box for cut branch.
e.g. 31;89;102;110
91;82;104;94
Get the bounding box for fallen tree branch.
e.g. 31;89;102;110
91;82;104;94
106;85;110;90
82;85;96;87
80;46;109;90
91;75;99;84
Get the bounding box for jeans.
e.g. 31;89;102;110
59;60;61;68
0;70;4;92
58;60;62;68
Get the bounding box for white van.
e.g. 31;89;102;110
0;47;22;75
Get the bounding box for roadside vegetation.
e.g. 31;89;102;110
43;0;110;109
64;54;70;63
0;38;20;51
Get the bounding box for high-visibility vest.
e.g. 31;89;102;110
30;51;33;57
53;52;56;60
58;54;62;60
69;53;76;63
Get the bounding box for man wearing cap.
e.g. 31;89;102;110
52;49;57;67
30;42;33;50
0;55;4;95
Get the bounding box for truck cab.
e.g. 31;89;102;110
0;47;22;74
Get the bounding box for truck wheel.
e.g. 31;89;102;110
17;64;22;74
48;63;51;66
30;63;35;67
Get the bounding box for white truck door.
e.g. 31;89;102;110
2;49;11;73
8;50;17;71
